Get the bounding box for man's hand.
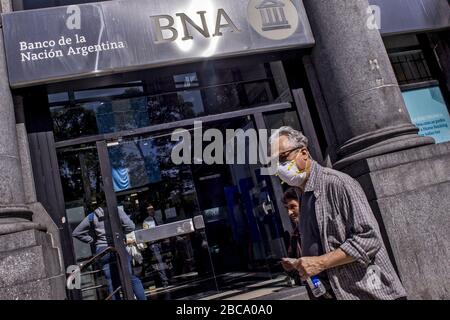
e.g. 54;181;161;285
281;258;296;272
282;249;355;280
294;256;326;280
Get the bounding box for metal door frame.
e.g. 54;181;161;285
96;140;135;299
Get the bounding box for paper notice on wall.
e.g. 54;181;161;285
154;210;164;225
403;86;450;144
165;207;177;219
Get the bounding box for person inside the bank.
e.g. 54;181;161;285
270;126;407;300
72;194;147;300
142;203;169;288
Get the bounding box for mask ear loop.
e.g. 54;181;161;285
287;160;296;171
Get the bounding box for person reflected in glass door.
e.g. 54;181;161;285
142;204;169;288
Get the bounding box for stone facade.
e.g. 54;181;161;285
303;0;450;299
0;1;66;300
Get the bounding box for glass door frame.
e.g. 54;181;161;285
91;95;320;299
96;139;135;299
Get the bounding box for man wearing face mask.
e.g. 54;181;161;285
269;127;407;300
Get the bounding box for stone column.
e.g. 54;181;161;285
0;2;35;238
0;2;66;300
303;0;433;169
303;0;450;299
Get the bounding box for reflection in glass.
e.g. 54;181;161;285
57;145;108;300
104;116;288;299
108;132;220;299
174;73;199;89
51;58;298;299
49;61;292;142
74;85;144;100
264;110;302;132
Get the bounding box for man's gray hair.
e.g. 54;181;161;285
269;126;309;149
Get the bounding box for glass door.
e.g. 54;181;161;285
101;131;219;300
96;109;300;299
196;116;280;292
50;56;319;300
57;144;113;300
60;100;312;300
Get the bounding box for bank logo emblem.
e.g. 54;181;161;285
257;0;291;31
248;0;299;40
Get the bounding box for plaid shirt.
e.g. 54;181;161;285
304;161;407;300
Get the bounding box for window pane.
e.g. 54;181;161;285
173;73;199;89
57;145;108;300
48;92;69;103
50;104;99;141
49;61;291;141
74;86;144;100
389;50;433;85
403;86;450;143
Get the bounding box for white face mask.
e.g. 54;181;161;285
277;160;308;187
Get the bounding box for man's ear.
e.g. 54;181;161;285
300;148;309;158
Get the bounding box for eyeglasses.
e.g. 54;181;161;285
278;147;301;164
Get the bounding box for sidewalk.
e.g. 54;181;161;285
200;275;310;300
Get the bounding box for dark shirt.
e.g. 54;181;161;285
299;191;324;257
286;224;303;285
299;191;332;292
288;225;302;259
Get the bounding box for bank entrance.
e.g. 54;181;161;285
20;54;324;300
